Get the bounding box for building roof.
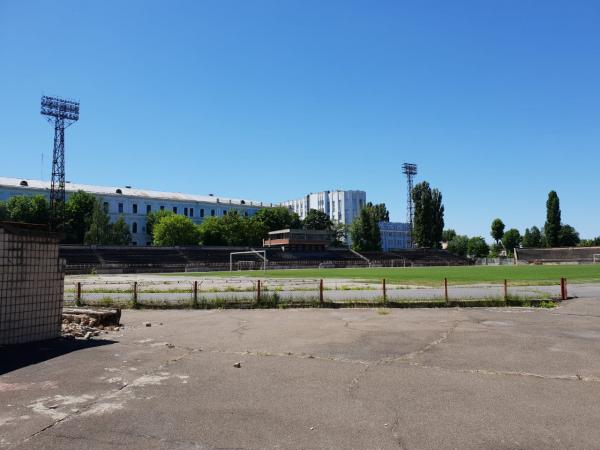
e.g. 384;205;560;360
268;228;333;235
280;189;366;203
0;176;270;208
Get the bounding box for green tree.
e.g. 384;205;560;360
559;224;580;247
431;189;444;248
146;209;175;238
446;235;469;257
522;226;543;248
467;236;490;259
0;201;7;221
522;228;532;248
253;206;301;231
412;181;444;248
303;209;333;231
544;191;561;247
442;229;457;243
578;237;600;247
196;213;267;246
490;218;505;245
246;217;269;246
110;216;132;245
331;222;348;247
153;214;201;246
366;202;389;222
489;243;504;257
220;212;267;246
6;195;49;224
64;191;98;244
502;228;522;255
412;182;433;247
84;203;113;245
350;205;382;251
197;217;227;245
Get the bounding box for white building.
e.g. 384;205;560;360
0;177;271;246
379;221;411;251
281;190;366;226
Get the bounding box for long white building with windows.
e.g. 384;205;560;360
281;189;367;226
0;177;271;246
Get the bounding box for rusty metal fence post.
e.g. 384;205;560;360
256;279;261;303
319;279;324;305
132;281;138;308
561;278;568;301
192;280;199;308
76;282;82;307
382;278;387;303
444;278;449;304
503;279;508;302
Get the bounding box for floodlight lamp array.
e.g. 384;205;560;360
402;163;417;176
41;96;80;121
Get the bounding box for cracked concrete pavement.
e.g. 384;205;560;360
2;294;600;449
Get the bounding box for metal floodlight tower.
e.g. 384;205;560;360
402;162;418;247
41;96;80;230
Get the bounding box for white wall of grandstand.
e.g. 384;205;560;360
281;190;366;226
0;177;271;246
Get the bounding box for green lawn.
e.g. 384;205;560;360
178;264;600;286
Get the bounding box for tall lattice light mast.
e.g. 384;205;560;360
402;162;417;247
41;96;80;231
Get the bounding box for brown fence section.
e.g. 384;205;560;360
64;277;567;309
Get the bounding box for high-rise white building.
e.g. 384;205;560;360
281;190;366;225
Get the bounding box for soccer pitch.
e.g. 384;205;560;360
182;264;600;286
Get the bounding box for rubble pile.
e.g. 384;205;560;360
61;307;122;339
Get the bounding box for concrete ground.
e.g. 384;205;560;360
2;297;600;449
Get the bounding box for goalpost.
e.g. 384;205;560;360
593;254;600;264
230;250;267;271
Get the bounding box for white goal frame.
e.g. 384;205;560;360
229;250;267;271
593;254;600;264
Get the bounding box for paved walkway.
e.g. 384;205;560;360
2;295;600;449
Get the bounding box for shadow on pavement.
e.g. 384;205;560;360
0;338;116;375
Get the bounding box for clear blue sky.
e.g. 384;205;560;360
1;1;598;240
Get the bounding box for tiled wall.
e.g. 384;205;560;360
0;226;64;345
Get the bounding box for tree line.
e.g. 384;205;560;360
0;193;349;247
443;190;598;260
0;192;131;245
149;206;345;246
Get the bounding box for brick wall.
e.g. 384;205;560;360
0;223;64;345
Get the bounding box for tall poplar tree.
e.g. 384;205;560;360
432;189;444;249
544;191;561;247
411;181;444;248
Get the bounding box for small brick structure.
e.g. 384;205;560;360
0;222;65;345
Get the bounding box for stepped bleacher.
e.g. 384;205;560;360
59;246;101;266
264;248;366;268
361;249;469;266
59;245;469;274
516;247;600;264
96;247;187;266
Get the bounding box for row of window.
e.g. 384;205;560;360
103;201;250;218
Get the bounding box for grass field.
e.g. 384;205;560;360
179;264;600;286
